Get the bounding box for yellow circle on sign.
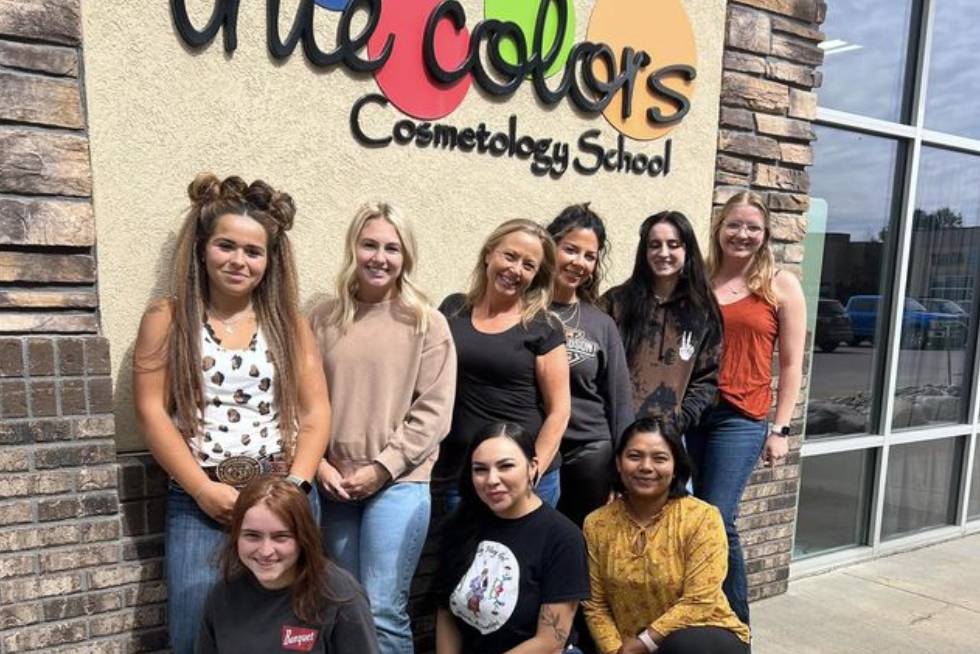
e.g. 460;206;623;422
586;0;698;141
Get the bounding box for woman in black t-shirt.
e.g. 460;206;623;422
436;218;570;507
195;477;379;654
435;423;590;654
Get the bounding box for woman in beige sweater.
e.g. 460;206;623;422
308;203;457;654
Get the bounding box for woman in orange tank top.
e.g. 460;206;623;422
685;191;806;626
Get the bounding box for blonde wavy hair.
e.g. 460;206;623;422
325;202;431;334
707;191;777;305
463;219;556;327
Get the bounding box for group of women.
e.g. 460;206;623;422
134;173;805;654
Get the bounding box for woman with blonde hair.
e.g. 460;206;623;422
134;173;330;653
308;202;457;654
435;219;570;508
686;190;806;624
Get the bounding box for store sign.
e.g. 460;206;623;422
171;0;698;179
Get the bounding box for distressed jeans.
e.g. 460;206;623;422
685;401;767;625
320;482;430;654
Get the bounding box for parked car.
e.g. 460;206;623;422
844;295;967;349
919;298;968;317
815;298;853;352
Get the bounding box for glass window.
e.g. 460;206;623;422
925;0;980;139
881;438;963;539
804;127;902;438
794;450;875;557
970;442;980;520
818;0;916;121
893;147;980;430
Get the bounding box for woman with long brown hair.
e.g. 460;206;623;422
133;173;330;653
686;191;806;624
196;476;378;653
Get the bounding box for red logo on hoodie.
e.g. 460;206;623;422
281;625;319;652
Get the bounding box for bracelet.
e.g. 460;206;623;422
637;629;658;652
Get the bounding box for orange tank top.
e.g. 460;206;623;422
718;294;778;420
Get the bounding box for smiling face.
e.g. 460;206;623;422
354;217;404;302
646;220;686;282
484;230;544;301
204;213;269;300
719;203;766;261
471;436;539;519
237;501;299;590
554;228;599;298
616;431;675;501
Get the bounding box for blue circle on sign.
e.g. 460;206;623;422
313;0;349;10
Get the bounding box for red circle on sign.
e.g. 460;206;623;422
368;0;472;120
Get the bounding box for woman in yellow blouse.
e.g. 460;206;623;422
582;418;750;654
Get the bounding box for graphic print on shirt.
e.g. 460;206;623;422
280;625;319;652
678;331;695;361
564;326;599;368
450;540;520;634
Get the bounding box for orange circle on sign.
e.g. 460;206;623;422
586;0;697;141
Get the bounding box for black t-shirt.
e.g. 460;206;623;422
434;294;565;484
437;504;590;654
195;567;379;654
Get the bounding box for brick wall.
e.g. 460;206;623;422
713;0;826;602
1;1;168;651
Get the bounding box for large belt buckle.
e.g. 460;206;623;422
216;455;262;488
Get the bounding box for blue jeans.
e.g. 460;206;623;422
685;401;767;625
320;482;430;654
443;468;561;514
166;481;320;654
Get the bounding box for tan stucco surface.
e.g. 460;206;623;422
81;0;726;450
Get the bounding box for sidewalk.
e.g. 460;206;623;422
752;534;980;654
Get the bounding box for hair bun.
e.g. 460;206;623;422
245;180;295;232
187;173;222;204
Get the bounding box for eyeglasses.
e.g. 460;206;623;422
722;221;765;236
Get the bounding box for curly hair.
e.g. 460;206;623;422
164;173;302;458
545;203;610;305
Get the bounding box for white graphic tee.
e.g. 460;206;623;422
449;540;520;634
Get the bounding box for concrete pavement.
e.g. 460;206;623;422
752;534;980;654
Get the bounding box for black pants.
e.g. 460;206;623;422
557;439;614;528
659;627;750;654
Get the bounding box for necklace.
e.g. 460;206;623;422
208;306;254;334
554;301;581;333
718;278;748;297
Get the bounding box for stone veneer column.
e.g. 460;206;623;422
714;0;826;602
1;1;168;652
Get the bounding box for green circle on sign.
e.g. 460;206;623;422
484;0;576;78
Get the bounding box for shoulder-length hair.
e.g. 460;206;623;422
707;191;777;305
614;211;720;364
545;203;610;305
612;417;691;497
165;173;302;457
326;202;431;334
220;476;348;623
442;423;538;586
461;219;557;327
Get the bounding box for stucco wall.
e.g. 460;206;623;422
81;0;726;450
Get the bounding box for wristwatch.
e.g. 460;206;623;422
637;628;658;652
770;424;790;438
285;474;313;494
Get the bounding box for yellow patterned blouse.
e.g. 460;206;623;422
582;496;750;653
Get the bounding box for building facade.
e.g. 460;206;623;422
16;1;977;653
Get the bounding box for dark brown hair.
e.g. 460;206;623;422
162;173;302;457
220;476;346;622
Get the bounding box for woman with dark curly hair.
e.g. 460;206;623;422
133;174;330;653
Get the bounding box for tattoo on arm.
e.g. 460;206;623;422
539;607;568;643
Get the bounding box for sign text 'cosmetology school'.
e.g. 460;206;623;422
171;0;699;179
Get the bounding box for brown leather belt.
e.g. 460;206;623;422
203;453;288;488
